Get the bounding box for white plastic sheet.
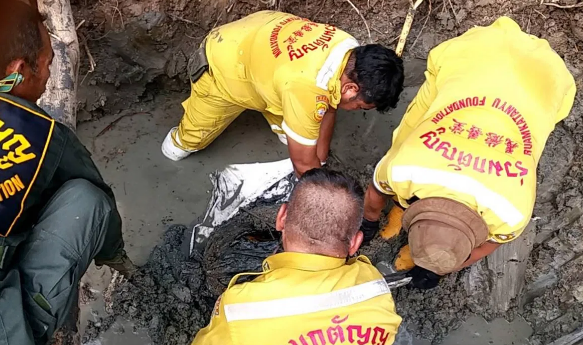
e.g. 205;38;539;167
190;158;295;255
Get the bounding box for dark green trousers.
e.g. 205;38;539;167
0;179;123;345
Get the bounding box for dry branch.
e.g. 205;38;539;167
542;1;583;8
395;0;425;57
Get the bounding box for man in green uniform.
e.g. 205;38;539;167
0;1;134;344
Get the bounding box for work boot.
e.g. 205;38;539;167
95;249;137;278
379;206;404;240
394;244;415;271
161;127;197;161
360;218;380;245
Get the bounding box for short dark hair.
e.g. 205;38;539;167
346;44;404;112
285;168;364;255
0;1;44;73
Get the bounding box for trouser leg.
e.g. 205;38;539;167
14;179;123;344
162;72;245;160
0;269;36;345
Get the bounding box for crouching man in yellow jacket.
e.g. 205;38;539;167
360;17;577;288
192;168;402;345
162;11;404;176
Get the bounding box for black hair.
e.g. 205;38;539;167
347;44;405;112
0;1;44;73
298;168;364;202
286;168;365;254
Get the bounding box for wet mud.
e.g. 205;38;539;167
83;100;583;344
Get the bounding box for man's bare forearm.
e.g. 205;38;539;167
317;109;336;163
458;242;502;270
287;136;321;177
364;183;389;221
293;156;322;177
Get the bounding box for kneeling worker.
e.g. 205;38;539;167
0;2;134;344
192;169;402;344
361;17;576;288
162;10;404;176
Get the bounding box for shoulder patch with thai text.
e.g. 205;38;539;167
0;97;54;237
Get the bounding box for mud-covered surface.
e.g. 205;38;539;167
83;204;283;345
82;106;583;345
82;113;583;344
521;97;583;345
202;204;282;296
74;0;583;343
83;225;211;345
80;108;583;344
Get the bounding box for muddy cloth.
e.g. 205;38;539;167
0;94;123;345
203;211;282;297
192;252;402;345
190;159;294;254
174;10;357;151
373;16;576;244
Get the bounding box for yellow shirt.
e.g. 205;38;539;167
205;10;358;146
374;17;576;243
192;252;402;345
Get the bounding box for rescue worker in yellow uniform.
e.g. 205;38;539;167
162;11;404;176
192;168;402;345
361;17;577;289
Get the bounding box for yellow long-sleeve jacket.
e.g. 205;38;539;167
374;17;576;243
191;252;402;345
203;10;358;146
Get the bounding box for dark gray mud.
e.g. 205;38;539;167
83;203;283;345
520;95;583;345
83;225;211;345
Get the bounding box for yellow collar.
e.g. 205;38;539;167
328;53;351;108
263;252;347;272
315;37;359;107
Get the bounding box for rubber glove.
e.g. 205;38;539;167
360;218;380;245
408;266;442;290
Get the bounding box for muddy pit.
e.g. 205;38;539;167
71;0;583;344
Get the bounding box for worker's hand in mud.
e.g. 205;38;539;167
408;266;442;290
360;218;380;245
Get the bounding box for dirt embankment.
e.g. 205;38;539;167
72;0;583;120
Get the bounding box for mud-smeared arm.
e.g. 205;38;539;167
317;108;336;163
459;241;502;270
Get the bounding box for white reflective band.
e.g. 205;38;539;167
316;38;359;90
224;279;390;322
270;124;283;131
391;165;524;227
282;121;318;146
